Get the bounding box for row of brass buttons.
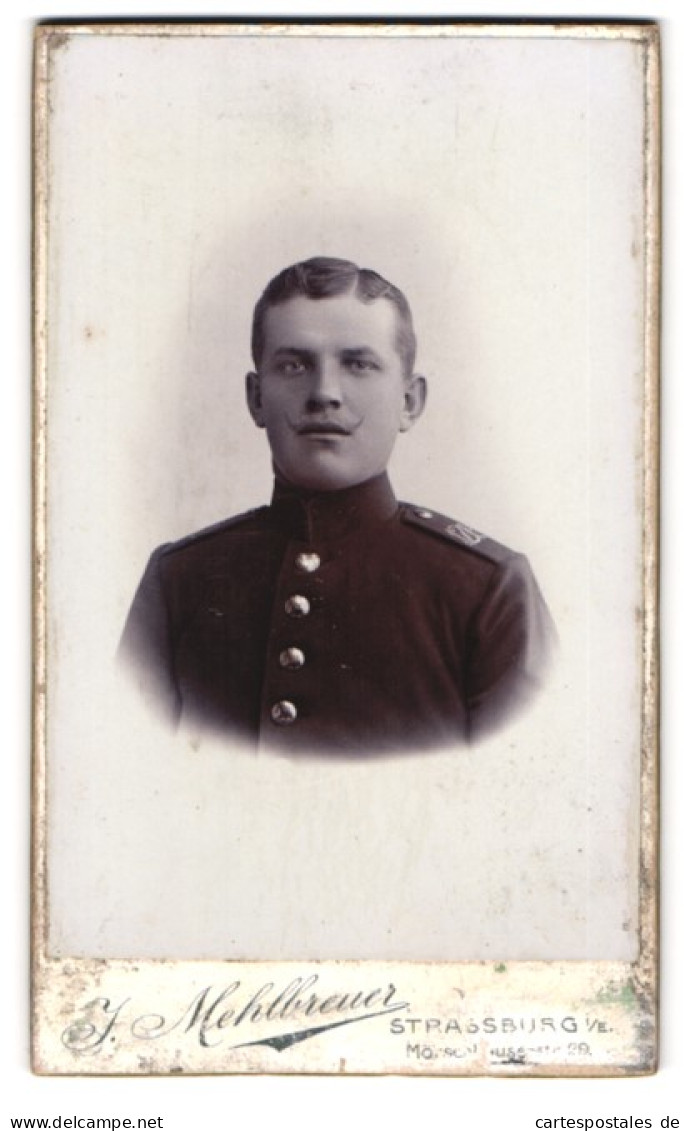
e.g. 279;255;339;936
271;552;321;726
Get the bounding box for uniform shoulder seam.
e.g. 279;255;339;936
156;507;267;557
399;503;518;563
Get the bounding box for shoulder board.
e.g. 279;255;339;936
400;503;515;564
157;507;267;557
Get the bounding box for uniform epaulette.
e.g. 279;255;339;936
400;503;515;564
157;507;267;557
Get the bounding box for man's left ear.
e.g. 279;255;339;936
399;374;427;433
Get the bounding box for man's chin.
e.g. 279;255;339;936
273;457;377;494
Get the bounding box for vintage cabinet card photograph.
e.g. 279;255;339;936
32;20;660;1076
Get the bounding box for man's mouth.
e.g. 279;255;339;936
295;421;353;436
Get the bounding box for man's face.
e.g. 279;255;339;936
246;292;426;491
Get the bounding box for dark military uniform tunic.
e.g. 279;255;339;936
120;473;555;753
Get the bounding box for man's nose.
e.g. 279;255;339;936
306;359;343;409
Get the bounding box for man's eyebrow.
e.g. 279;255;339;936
267;345;384;362
269;346;315;360
340;346;383;359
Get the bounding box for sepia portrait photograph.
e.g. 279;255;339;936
32;20;659;1076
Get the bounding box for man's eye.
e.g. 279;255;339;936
278;360;306;375
348;358;377;372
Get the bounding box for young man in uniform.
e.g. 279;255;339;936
120;257;555;753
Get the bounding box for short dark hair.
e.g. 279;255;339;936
251;256;417;376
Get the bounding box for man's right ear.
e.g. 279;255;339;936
246;372;266;428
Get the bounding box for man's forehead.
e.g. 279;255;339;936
261;292;399;350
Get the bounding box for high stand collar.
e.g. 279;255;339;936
269;472;398;545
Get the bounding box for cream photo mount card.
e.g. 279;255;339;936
32;20;660;1076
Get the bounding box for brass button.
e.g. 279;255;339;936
285;594;310;618
270;700;298;726
280;647;306;670
296;551;321;574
